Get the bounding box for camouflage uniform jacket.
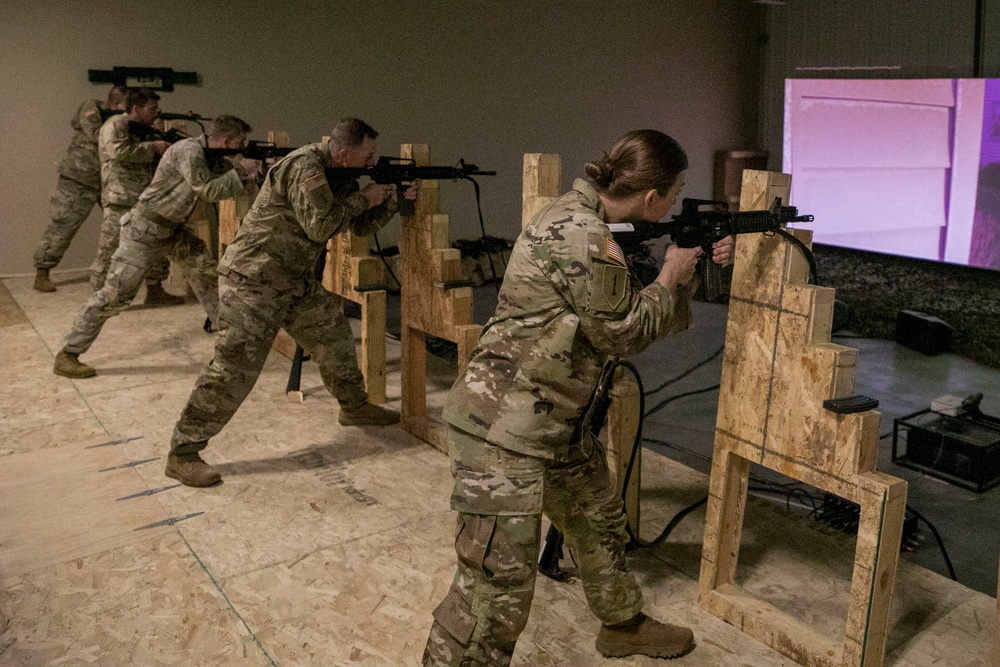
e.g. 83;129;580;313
219;143;396;288
134;136;248;229
98;112;158;208
442;178;693;461
58;99;106;188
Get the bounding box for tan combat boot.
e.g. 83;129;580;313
595;612;695;659
164;452;222;487
33;268;56;292
53;350;96;378
143;282;185;306
338;402;401;426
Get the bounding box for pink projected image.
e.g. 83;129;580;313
783;78;1000;270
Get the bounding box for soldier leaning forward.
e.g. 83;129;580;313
91;87;178;305
54;116;258;380
165;117;414;488
423;130;734;666
32;86;126;292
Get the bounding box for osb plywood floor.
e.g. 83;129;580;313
0;271;994;666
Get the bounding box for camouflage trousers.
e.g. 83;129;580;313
170;272;369;456
33;175;100;270
90;204;170;290
423;427;642;666
62;211;220;355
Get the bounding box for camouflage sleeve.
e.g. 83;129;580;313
178;145;245;202
108;121;156;165
288;160;370;243
553;230;691;357
78;101;104;143
347;195;396;236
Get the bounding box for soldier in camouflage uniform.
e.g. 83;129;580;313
32;86;127;292
92;87;181;305
165;118;413;488
53;116;258;380
423;130;734;665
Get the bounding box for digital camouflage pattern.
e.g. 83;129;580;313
425;178;695;665
92;113;167;289
33;100;106;270
441;178;692;462
170;144;397;455
62;138;250;355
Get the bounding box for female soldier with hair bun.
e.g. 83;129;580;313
423;129;733;665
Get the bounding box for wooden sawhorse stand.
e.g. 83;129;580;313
399;144;482;452
698;170;907;667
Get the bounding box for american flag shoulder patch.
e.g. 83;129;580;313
605;237;626;266
304;171;326;191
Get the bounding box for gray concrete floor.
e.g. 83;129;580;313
455;287;1000;597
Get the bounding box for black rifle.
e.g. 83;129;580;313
203;140;298;164
100;108;211;134
89;66;199;92
606;197;814;256
127;121;188;144
324;156;496;215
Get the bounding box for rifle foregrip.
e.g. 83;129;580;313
729;212;779;234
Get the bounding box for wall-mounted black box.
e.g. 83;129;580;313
895;310;953;355
893;408;1000;492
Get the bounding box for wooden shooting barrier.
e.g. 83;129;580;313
399;144;482;452
321;219;388;405
698;169;907;667
522;153;642;530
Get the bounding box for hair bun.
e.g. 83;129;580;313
585;159;616;188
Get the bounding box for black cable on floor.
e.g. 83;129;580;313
644;384;720;419
643;344;724;397
905;505;958;581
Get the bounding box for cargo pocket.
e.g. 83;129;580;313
431;590;477;647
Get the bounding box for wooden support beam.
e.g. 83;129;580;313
398;143;483;452
698;169;907;667
522;153;560;229
322;216;388;404
607;374;641;533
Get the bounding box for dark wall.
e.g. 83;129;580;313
0;0;765;275
759;0;1000;368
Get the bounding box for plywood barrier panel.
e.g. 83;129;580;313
699;169;906;667
398;144;482;450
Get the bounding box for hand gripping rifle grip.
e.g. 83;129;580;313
397;187;415;217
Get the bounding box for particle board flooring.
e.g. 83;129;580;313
0;271;994;666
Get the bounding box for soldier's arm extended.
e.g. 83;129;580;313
75;100;104;143
289;162;381;243
107;120;157;165
552;229;691;357
345;195;397;237
178;147;248;202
